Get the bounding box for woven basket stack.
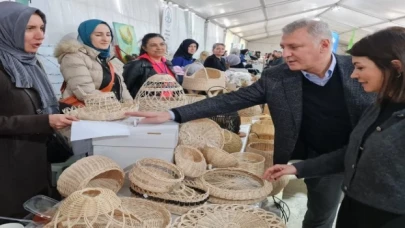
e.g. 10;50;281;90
129;158;210;215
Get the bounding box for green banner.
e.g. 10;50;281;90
16;0;30;6
347;30;356;50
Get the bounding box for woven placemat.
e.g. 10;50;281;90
178;119;224;149
201;168;272;201
172;204;286;228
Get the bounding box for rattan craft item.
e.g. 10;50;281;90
172;204;286;228
269;175;290;196
184;94;206;104
201;147;238;168
263;104;270;115
223;129;243;153
201;168;272;201
57;155;124;197
250;120;275;135
238;105;263;117
134;74;188;112
178;119;224;149
208;195;267;205
129;158;184;193
232;152;265;177
209;112;241;134
174;145;207;178
62;92;138;121
47;188;139;228
246;142;275;170
247;133;274;145
120;197;171;228
182;66;226;93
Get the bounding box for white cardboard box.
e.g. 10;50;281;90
92;121;179;169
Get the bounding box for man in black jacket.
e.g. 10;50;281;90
126;19;375;228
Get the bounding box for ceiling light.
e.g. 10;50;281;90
332;5;341;11
313;17;321;21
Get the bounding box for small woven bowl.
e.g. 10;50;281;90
232;152;265;177
129;158;184;193
247;133;274;145
251;120;275;135
246;142;275;170
222;129;243;153
57;155;124;198
201;147;238;168
174;145;207;178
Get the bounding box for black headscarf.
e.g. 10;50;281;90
173;39;199;60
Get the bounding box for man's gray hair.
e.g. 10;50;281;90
282;19;332;42
212;43;225;51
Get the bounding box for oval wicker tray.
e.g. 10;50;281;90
172;204;286;228
201;168;272;201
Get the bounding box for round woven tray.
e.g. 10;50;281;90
223;129;243;153
246;142;275;170
179;119;224;149
120;197;171;228
174;145;207;178
201;168;273;201
57;155;124;197
130;182;209;205
172;204;286;228
208;195;267;205
251;120;275;135
238;105;262;117
232;152;265;177
201;147;238;168
129;158;184;193
247;133;274;145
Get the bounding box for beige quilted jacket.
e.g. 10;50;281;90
54;39;132;102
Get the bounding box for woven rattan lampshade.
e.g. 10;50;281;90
182;67;226;92
174;145;207;178
201;147;238;168
129;158;184;193
62;92;138;121
172;204;286;228
57;155;124;198
134;74;188;111
222;129;243;153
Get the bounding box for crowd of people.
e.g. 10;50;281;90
0;1;404;227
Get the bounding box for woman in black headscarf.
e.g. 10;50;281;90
0;2;76;220
171;39;199;68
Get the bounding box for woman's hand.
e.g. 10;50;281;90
263;164;297;182
49;114;78;130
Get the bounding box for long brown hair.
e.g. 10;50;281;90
347;26;405;103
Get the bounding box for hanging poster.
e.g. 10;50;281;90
161;5;174;54
112;22;139;62
332;31;340;54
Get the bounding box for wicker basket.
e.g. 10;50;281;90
209;112;241;134
247;132;274;145
134;74;188;112
120;197;172;228
240;116;252;125
47;188;139;228
251;120;275;135
178;119;224;149
62;92;138;121
270;175;290;196
232;152;265;177
174;145;207;178
238;105;263;117
184;94;206;104
246;142;274;170
57;155;124;197
223;129;243;153
129;158;184;193
182;67;226;92
201;168;273;201
172;204;286;228
263;104;270;115
201;147;238;168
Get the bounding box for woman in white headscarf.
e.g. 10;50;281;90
0;2;77;220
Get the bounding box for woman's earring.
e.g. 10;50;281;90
397;72;403;78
